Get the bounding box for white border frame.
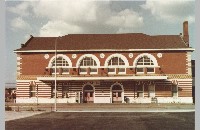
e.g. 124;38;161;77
82;83;95;102
133;53;158;67
48;54;72;75
47;54;72;68
76;54;100;75
110;82;124;103
105;54;129;75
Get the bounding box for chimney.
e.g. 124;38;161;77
183;21;189;46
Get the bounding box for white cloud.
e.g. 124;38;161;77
39;20;82;37
141;0;195;23
31;0;97;23
7;2;30;17
106;9;143;28
8;1;145;34
10;17;31;31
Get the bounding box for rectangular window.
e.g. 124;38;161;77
80;68;87;73
108;68;115;72
52;68;55;73
51;88;58;98
30;86;36;97
172;85;178;92
90;68;97;73
30;92;36;97
172;85;178;97
136;68;144;73
62;86;69;98
137;92;143;97
62;68;69;73
147;68;155;73
118;68;125;73
119;68;125;72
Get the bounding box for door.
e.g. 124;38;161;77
112;85;123;103
172;85;178;97
83;85;94;103
148;85;155;97
136;84;144;98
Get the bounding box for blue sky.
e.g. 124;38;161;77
5;0;195;83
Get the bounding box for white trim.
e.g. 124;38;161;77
172;84;178;98
167;79;192;81
136;72;145;74
76;54;100;67
148;84;155;97
107;67;126;75
79;72;87;75
104;53;129;67
136;68;144;74
16;80;40;82
133;53;158;67
111;82;124;91
37;76;168;81
82;83;95;91
14;48;195;53
82;83;95;103
147;67;155;74
110;82;124;103
118;72;126;75
48;54;72;68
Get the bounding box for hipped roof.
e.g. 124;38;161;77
14;33;191;52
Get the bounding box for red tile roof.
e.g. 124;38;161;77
15;33;190;51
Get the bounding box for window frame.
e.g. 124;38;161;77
136;67;144;74
79;57;98;75
30;85;37;98
136;56;155;74
146;67;155;74
107;57;126;74
51;56;70;75
118;68;126;74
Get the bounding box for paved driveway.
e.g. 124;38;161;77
6;112;194;130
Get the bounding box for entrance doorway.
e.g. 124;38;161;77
136;84;144;98
111;84;123;103
148;85;155;97
83;85;94;103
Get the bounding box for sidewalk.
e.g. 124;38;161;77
5;103;195;121
5;103;195;112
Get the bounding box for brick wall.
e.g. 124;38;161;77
19;51;188;75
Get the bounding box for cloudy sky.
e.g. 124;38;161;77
5;0;195;83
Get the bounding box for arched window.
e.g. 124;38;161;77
108;57;125;66
136;56;155;74
107;57;126;74
51;56;70;74
137;56;154;65
105;54;128;74
79;57;98;74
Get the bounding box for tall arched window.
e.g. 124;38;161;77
79;57;98;74
136;56;155;74
51;56;70;74
108;57;126;74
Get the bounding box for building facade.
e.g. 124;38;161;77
14;21;194;103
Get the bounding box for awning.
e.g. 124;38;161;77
37;76;168;81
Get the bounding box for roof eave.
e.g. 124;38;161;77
13;48;195;53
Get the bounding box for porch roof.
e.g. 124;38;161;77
37;76;168;81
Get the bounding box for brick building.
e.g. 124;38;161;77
14;21;194;103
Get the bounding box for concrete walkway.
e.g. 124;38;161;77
5;103;195;111
5;103;195;121
5;111;45;121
